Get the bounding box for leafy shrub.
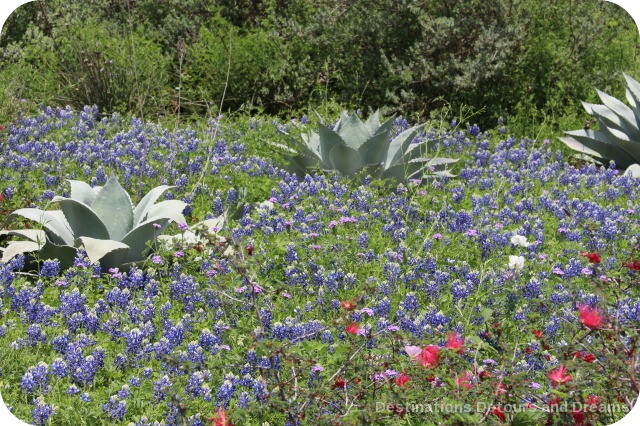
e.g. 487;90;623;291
53;23;170;116
182;15;288;114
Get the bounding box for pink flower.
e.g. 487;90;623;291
446;332;464;354
345;323;361;335
578;305;605;330
208;408;232;426
417;345;440;368
457;371;474;389
404;345;422;359
548;364;572;387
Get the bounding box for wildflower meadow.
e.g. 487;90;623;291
0;104;640;425
2;1;640;426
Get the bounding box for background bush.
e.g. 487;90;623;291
0;0;638;131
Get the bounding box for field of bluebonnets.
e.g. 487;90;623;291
0;103;640;426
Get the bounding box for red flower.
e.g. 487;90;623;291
548;365;571;387
532;329;543;339
585;395;601;407
582;353;596;363
340;301;356;311
446;332;464;354
417;345;440;368
578;305;605;330
332;378;347;389
571;409;587;425
580;252;601;263
490;407;506;422
623;260;640;271
345;323;361;335
209;408;233;426
494;383;508;395
394;373;409;387
389;404;406;417
245;244;254;256
457;371;474;389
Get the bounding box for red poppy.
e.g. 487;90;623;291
532;329;543;339
457;371;473;389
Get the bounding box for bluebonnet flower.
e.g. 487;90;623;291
216;376;236;408
102;395;128;420
32;397;55;426
153;375;173;401
51;358;68;378
186;370;212;400
21;362;50;393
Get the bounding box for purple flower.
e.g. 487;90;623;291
151;255;163;265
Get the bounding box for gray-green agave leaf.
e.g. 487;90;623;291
560;73;640;169
284;109;457;183
1;174;187;272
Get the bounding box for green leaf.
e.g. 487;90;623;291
67;180;99;206
121;218;170;263
91;175;134;241
143;200;187;225
0;229;46;243
595;89;640;140
327;144;364;176
317;121;346;165
385;124;424;168
559;130;637;168
358;131;392;166
624;73;640;120
337;112;371;150
7;209;75;245
39;240;78;269
1;240;41;263
287;154;320;178
57;199;110;240
510;410;546;426
77;236;130;270
133;185;173;227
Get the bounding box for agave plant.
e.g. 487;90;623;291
0;174;187;272
559;73;640;170
285;110;458;183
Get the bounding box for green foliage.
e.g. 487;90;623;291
1;175;186;271
53;23;171;116
285;110;458;183
559;73;640;169
0;0;638;134
182;15;287;114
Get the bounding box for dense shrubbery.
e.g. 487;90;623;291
1;0;638;130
